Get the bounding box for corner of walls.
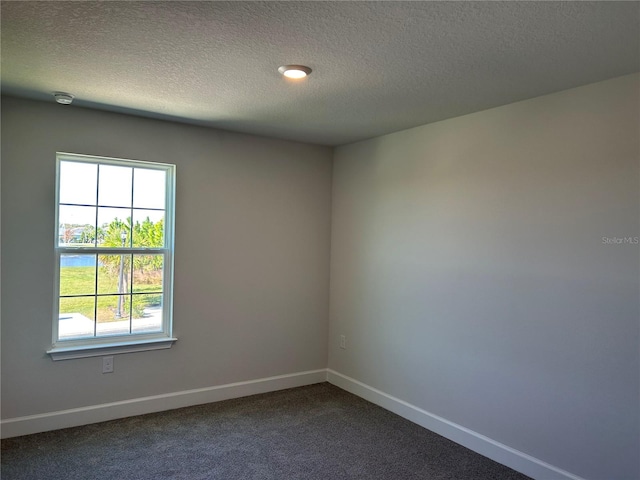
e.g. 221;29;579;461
327;370;585;480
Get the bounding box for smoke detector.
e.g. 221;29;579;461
53;92;74;105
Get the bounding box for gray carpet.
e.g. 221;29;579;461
1;383;530;480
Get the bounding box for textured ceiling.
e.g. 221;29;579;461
2;1;639;146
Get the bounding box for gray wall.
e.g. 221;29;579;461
1;97;332;418
329;74;639;480
3;74;639;479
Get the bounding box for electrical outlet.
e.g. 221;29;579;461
339;335;346;349
102;356;114;374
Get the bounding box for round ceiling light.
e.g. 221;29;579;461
278;65;312;79
53;92;74;105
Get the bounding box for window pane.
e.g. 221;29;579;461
134;168;166;209
97;207;131;247
97;295;131;336
98;165;132;208
59;161;97;205
98;254;131;294
58;297;95;340
132;210;164;247
132;255;163;293
60;255;96;295
58;205;96;246
132;294;163;333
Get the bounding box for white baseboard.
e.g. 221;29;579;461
327;369;585;480
1;367;586;480
1;369;327;439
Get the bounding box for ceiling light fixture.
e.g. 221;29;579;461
53;92;74;105
278;65;312;79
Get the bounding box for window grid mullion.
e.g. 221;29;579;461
130;168;135;249
60;291;164;299
57;248;165;255
60;202;164;212
129;253;133;334
95;164;100;247
128;168;134;334
93;254;98;337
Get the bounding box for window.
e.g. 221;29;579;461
47;153;176;360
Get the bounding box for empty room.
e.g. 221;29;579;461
1;2;638;480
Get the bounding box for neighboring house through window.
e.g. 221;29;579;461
47;152;176;360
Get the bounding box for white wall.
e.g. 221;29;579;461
1;97;332;419
329;74;639;480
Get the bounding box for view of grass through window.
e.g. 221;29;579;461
57;158;170;341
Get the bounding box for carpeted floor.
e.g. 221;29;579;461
1;383;531;480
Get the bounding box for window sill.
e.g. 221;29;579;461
47;337;178;361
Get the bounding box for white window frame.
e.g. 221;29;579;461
47;152;177;360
